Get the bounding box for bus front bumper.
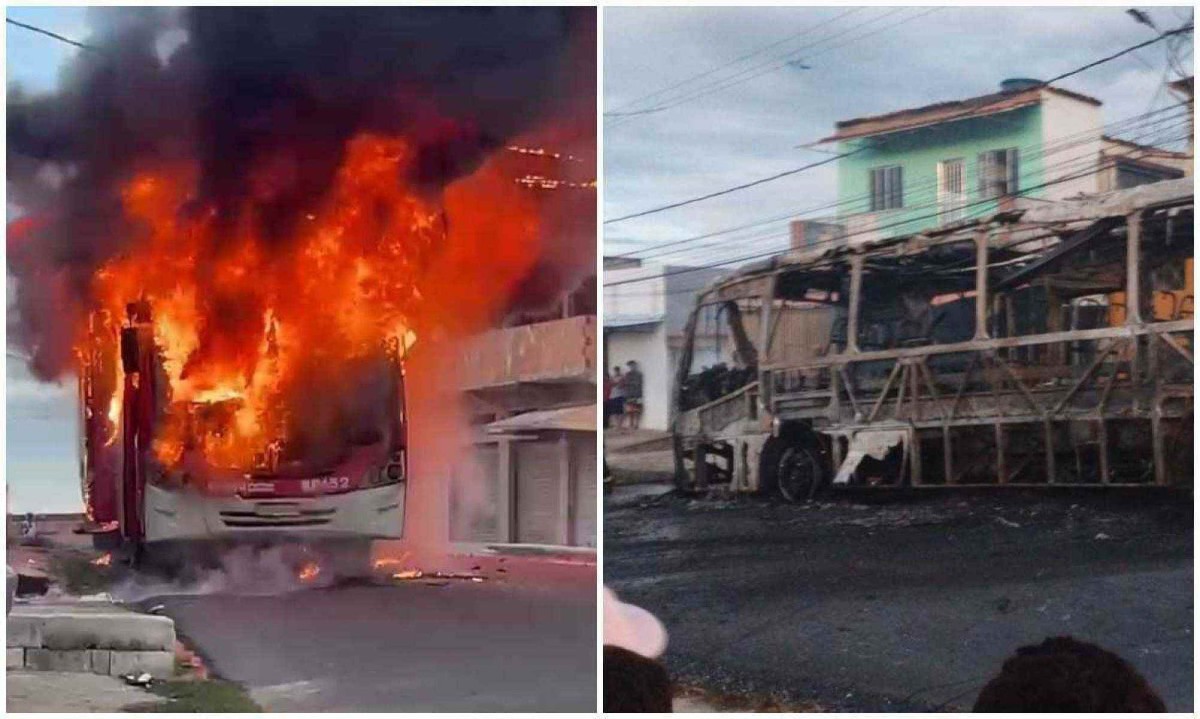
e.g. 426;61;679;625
143;483;405;543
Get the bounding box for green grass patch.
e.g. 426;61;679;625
130;679;260;712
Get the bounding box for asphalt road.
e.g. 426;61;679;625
605;486;1193;711
145;565;596;712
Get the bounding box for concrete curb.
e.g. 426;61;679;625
8;604;176;678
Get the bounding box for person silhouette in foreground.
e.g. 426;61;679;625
604;587;672;712
973;636;1166;712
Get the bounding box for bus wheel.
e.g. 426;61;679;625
777;446;825;503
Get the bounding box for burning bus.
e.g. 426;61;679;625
672;179;1193;499
78;301;411;552
7;8;596;562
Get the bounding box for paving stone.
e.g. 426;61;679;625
24;648;92;673
108;650;175;678
88;649;112;675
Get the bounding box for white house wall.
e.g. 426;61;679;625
606;324;671;431
1039;89;1104;199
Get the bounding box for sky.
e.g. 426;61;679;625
603;6;1195;267
7;7;91;512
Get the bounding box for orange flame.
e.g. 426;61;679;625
91;553;112;567
77;132;541;479
297;561;321;583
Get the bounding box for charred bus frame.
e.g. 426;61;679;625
672;178;1193;498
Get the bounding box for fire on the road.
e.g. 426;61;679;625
91;553;112;567
296;561;322;583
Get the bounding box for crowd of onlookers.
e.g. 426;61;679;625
603;586;1168;713
605;361;644;430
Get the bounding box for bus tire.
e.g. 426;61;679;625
776;446;827;503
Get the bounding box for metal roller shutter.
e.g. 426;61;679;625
572;435;596;547
451;443;500;542
515;439;565;545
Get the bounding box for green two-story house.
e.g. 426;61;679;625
817;78;1182;244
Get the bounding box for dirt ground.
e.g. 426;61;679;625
605;485;1193;712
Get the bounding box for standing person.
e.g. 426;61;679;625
603;367;614;428
624;360;644;430
610;365;626;430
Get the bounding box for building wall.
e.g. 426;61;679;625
604;261;729;431
837;104;1044;241
1038;89;1104;199
604;263;666;324
663;265;729;336
451;431;595;548
606;324;671;430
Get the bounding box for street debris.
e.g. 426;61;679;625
122;673;153;687
391;569;485;584
994;517;1022;529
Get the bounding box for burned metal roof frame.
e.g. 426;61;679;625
696;177;1194;306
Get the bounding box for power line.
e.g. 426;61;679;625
610;8;940;127
604;22;1194;227
640;113;1193;271
604;147;862;224
6;17;96;52
605;127;1193;291
607;8;909;125
610;102;1188;262
615;103;1191;264
605;7;866;118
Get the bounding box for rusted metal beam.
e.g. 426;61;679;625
761;319;1193;372
894;364;909;421
1151;403;1167;486
994;217;1120;291
974;229;990;340
1125;211;1143;326
868;361;903;423
949;354;982;420
1051;339;1121;415
1096;347;1126;414
1097;420;1110;485
846;254;864;354
917;361;948;420
990;353;1044;416
838;366;862;419
1157;331;1194;364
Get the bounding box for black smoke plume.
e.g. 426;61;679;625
7;6;596;379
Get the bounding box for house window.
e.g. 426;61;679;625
937;158;966;225
869;165;903;211
977;148;1019;199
